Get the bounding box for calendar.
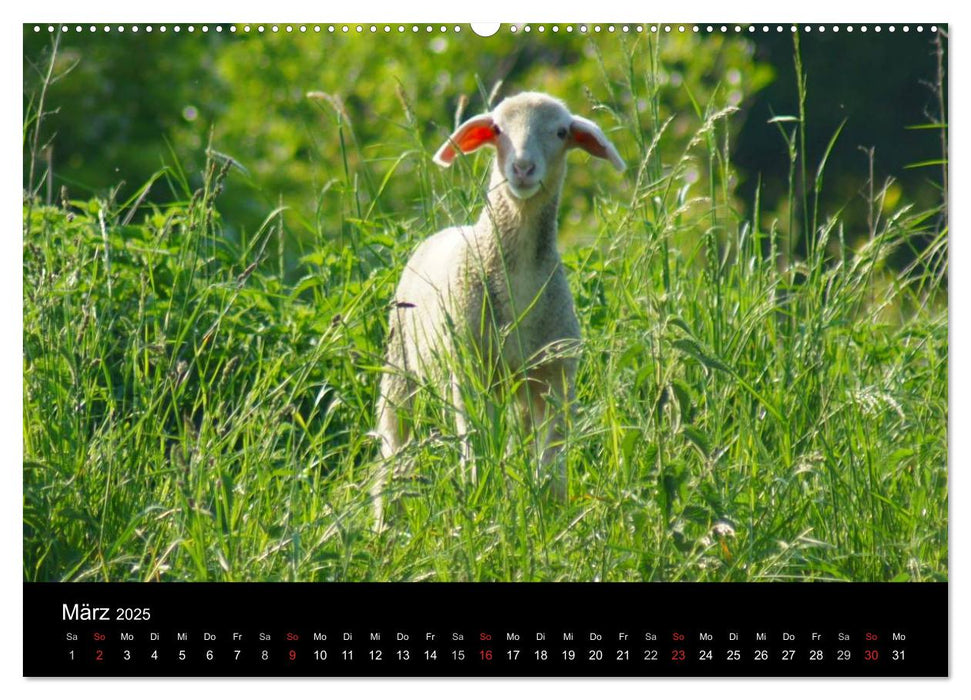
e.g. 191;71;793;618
22;20;950;681
25;583;947;676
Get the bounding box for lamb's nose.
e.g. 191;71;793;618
513;159;536;178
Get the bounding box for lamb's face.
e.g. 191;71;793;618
490;94;574;201
432;91;625;200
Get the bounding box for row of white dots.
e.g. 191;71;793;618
515;24;940;34
33;25;462;33
33;24;941;34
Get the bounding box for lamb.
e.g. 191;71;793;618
371;91;625;527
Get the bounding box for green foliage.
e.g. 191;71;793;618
24;28;772;251
23;157;394;581
23;29;947;583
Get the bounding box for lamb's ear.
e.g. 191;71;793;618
569;116;626;172
433;114;497;167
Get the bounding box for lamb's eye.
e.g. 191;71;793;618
493;124;502;136
556;126;568;139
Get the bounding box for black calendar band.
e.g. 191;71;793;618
23;581;947;677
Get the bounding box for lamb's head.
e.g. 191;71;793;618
433;92;625;201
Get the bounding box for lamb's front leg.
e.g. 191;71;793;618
451;375;475;485
373;377;408;530
518;362;576;501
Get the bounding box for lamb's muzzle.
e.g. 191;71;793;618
371;91;625;528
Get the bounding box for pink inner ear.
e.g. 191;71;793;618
455;124;496;153
571;126;610;160
435;118;497;165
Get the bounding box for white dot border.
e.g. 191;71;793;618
32;23;943;35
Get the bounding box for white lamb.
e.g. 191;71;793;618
372;91;625;527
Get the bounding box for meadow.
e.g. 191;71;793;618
22;27;947;582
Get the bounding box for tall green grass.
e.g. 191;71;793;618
22;35;947;582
